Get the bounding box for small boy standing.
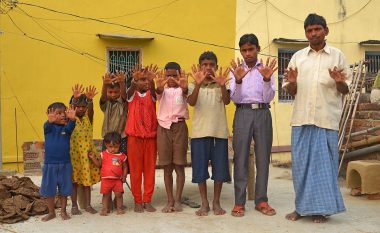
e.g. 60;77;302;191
125;65;158;213
187;51;231;216
156;62;189;213
40;102;76;221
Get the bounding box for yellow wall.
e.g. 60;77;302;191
0;0;236;163
235;0;380;148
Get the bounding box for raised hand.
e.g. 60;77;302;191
155;70;168;90
85;85;98;100
144;64;158;81
132;64;144;81
230;58;251;83
191;64;207;85
115;70;126;84
173;69;189;90
329;66;346;83
102;72;115;85
47;108;58;123
258;57;278;82
284;67;298;84
211;67;231;87
72;84;84;98
88;151;96;160
66;105;76;120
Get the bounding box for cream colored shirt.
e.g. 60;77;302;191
188;82;229;139
283;44;352;131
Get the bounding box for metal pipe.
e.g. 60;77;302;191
349;125;380;138
343;144;380;160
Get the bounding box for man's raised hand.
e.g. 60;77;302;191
230;58;251;84
211;67;231;87
258;57;278;82
191;64;207;85
328;66;346;83
284;67;298;84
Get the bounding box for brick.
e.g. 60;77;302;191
353;119;380;127
24;162;41;170
355;111;371;119
370;111;380;120
357;103;380;111
359;94;371;104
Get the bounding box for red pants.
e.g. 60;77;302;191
127;136;157;204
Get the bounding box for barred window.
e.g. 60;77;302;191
107;48;141;88
278;49;297;102
365;51;380;92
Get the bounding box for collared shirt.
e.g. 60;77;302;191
283;44;352;131
100;96;127;137
157;87;189;129
229;61;276;104
188;81;229;139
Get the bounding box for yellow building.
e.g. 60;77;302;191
0;0;236;168
1;0;380;168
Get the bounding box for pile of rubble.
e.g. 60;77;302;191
0;175;47;223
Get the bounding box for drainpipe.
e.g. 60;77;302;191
344;145;380;160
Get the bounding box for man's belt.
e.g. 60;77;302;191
235;103;271;109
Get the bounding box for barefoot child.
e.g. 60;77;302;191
187;51;231;216
40;102;76;221
88;132;127;216
70;84;100;215
125;64;158;213
156;62;189;213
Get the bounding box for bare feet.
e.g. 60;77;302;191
60;211;71;220
162;202;175;213
116;209;126;215
85;206;98;214
143;202;156;212
71;206;82;215
41;212;56;222
212;203;226;215
285;211;303;221
134;203;144;213
174;201;183;212
195;205;210;216
312;215;328;223
100;209;108;216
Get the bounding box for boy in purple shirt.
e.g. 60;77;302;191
229;34;277;217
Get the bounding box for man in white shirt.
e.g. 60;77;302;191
283;13;351;223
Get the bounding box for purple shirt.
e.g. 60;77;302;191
229;61;276;104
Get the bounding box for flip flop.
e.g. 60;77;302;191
255;202;276;216
181;197;201;208
231;205;245;217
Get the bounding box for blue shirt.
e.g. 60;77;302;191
43;120;76;164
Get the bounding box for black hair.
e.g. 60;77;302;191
69;94;87;106
239;34;259;48
106;82;120;89
47;102;66;112
164;62;181;71
199;51;218;65
103;132;122;144
304;13;327;30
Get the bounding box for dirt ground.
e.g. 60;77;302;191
1;166;379;233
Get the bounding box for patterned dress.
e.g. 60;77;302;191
70;114;100;186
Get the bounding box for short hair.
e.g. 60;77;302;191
103;132;122;144
239;34;259;48
69;94;87;105
199;51;218;65
47;102;66;112
164;62;181;71
304;13;327;29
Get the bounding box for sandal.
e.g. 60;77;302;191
181;197;201;208
231;205;245;217
255;202;276;216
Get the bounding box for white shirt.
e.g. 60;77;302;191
283;44;352;131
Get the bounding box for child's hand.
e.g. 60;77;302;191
88;151;95;159
144;64;158;81
85;85;98;100
210;67;231;87
115;70;126;84
257;57;278;82
47;108;58;123
121;175;127;183
102;72;116;85
230;58;251;84
191;64;207;85
66;105;76;120
173;69;188;89
155;70;168;89
72;84;84;98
